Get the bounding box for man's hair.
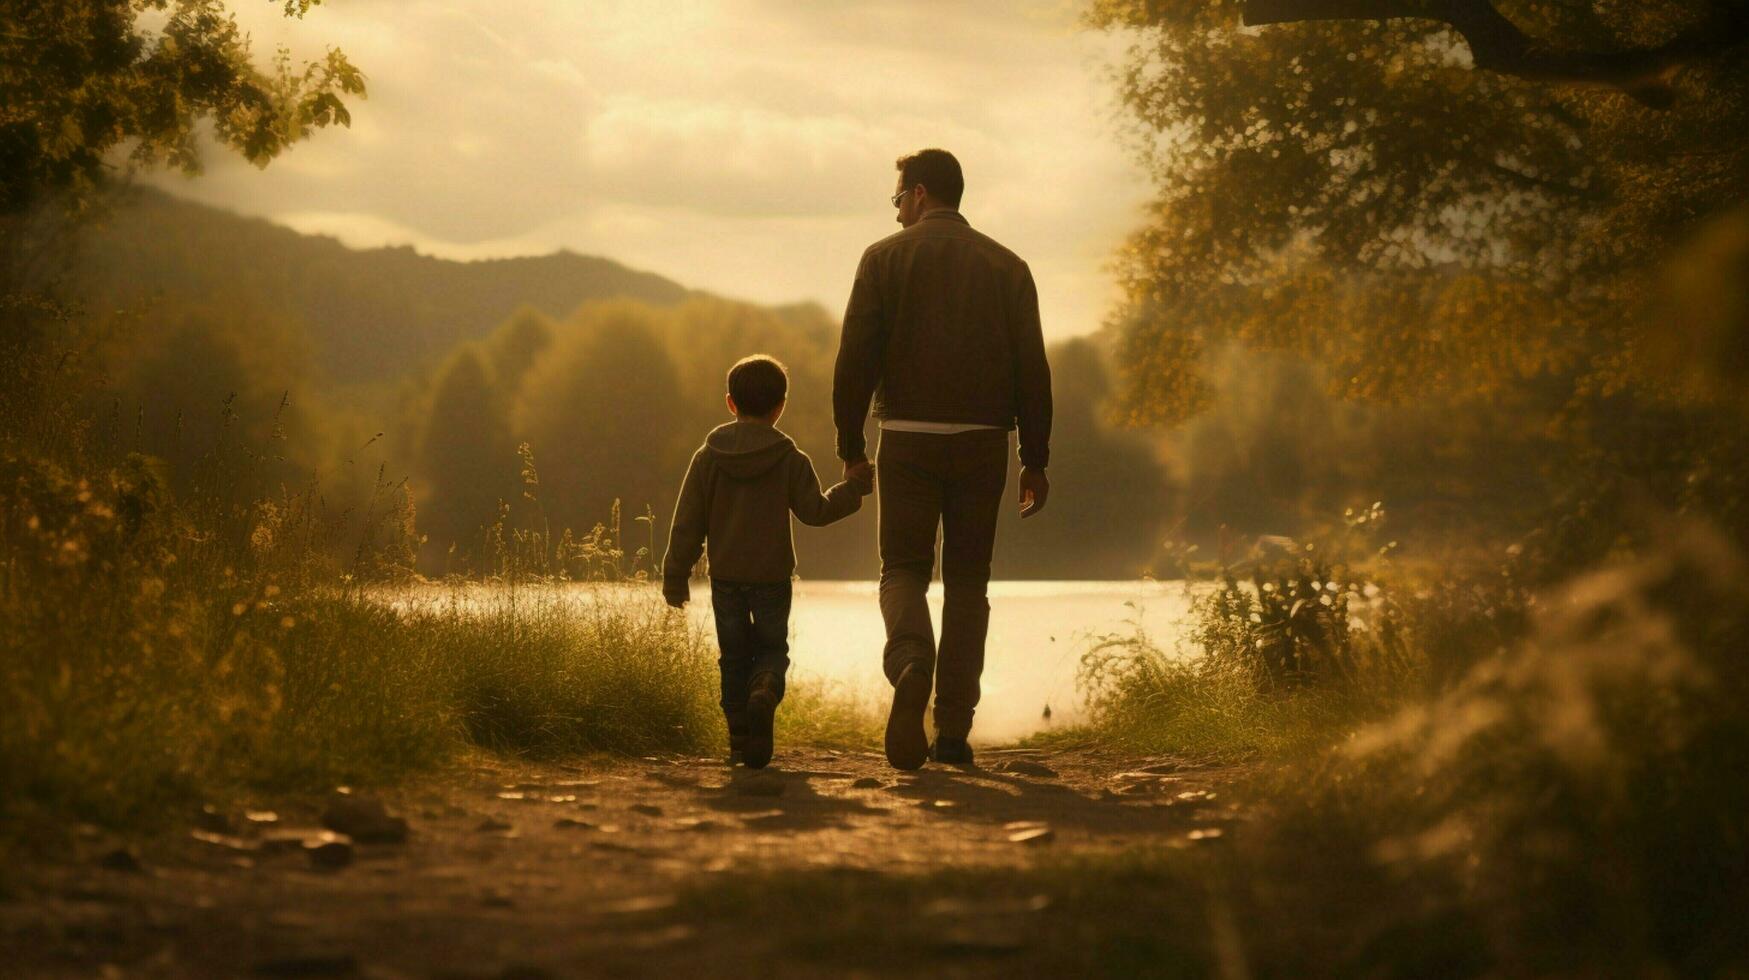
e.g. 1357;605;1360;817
727;354;788;417
896;148;963;208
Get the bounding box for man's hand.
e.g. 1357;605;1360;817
1019;466;1049;518
663;590;688;609
844;459;875;495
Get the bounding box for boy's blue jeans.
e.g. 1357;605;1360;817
709;579;792;727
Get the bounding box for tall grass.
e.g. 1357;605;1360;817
1072;560;1420;761
0;449;723;831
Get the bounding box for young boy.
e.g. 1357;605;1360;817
662;355;872;769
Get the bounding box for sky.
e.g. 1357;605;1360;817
152;0;1152;340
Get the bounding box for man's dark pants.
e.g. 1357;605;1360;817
709;580;792;736
875;428;1008;739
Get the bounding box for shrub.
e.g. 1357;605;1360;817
1277;522;1749;974
1076;560;1417;760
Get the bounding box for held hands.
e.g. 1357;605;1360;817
844;459;876;496
1019;466;1049;518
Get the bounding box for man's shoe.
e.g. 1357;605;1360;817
726;709;749;766
885;663;932;771
929;736;974;766
744;674;780;770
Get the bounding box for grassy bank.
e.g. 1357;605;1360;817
1;573;718;832
0;451;874;837
1045;564;1426;763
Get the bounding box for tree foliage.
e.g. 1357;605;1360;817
1090;0;1749;423
0;0;364;217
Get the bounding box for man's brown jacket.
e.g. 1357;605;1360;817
832;209;1053;469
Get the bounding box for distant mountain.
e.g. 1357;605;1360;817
74;188;695;383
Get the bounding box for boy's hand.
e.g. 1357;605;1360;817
845;459;875;495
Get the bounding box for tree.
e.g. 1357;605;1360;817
1242;0;1749;105
416;345;518;565
115;301;317;502
0;0;363;217
1090;0;1748;422
515;303;688;553
484;306;556;395
1089;0;1749;561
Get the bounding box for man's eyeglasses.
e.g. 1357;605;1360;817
891;188;911;208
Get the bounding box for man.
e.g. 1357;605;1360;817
833;148;1053;771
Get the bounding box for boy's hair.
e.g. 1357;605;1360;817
896;148;964;208
727;354;788;417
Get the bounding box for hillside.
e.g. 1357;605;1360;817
74;188;695;383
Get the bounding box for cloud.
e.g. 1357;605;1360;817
582;99;892;217
151;0;1148;338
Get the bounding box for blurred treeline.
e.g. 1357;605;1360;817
32;185;1679;582
45;189;1177;579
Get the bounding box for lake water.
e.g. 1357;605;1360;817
690;580;1197;743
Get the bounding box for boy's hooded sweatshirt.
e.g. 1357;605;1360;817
662;421;862;603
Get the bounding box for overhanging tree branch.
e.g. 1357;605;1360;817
1243;0;1749;107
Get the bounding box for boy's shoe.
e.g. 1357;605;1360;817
929;736;974;766
744;674;781;770
885;663;932;771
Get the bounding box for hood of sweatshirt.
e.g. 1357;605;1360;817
704;421;795;479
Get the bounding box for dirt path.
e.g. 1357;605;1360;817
4;747;1248;978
